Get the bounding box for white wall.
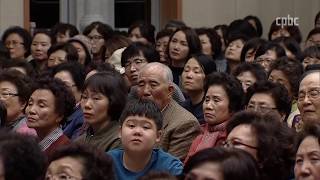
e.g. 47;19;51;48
0;0;24;37
182;0;320;40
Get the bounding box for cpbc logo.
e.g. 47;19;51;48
276;14;299;28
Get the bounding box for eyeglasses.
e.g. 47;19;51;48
298;89;320;102
255;57;273;65
45;173;82;180
222;139;258;150
124;58;147;69
88;35;104;42
5;41;24;48
246;104;277;113
0;92;19;99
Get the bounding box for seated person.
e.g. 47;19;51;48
108;98;183;180
46;143;115;180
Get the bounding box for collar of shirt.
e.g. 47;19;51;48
39;127;63;151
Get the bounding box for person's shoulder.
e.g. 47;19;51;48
153;149;183;175
107;148;123;156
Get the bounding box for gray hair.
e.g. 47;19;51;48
139;62;173;83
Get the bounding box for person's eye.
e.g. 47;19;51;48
204;97;210;103
143;125;151;129
295;158;303;164
81;94;88;100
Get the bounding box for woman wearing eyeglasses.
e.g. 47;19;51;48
0;69;35;135
184;72;244;164
1;26;32;60
226;110;295;180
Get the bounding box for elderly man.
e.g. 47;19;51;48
298;70;320;124
137;62;200;161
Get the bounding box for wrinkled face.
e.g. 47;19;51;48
303;57;320;70
269;69;292;97
203;85;231;125
156;36;170;64
298;73;320;123
169;31;190;65
226;124;258;160
247;93;280;117
199;34;213;56
305;33;320;48
236;71;257;93
4;33;26;60
255;50;277;72
47;50;67;68
56;31;70;44
87;28;104;55
129;27;149;45
137;67;173;110
46;156;84;180
185;162;223;180
295;136;320;180
120;115;161;153
0;81;25;124
182;58;205;93
124;52;148;86
26;89;61;132
80;88;109;127
31;33;51;61
70;42;86;65
225;39;244;62
271;28;290;40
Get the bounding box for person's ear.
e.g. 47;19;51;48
118;126;122;138
156;130;162;143
167;83;174;97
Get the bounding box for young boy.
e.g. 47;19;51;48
107;98;183;179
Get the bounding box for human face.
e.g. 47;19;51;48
199;34;213;56
182;58;205;93
225;39;244;62
203;85;231;125
129;27;149;45
226;124;258;160
26;89;62;133
46;156;84;180
120;115;161;153
54;71;80;102
47;50;67;68
71;42;86;65
255;50;277;72
271;28;290;40
247;93;279;114
184;162;223;180
236;71;257;93
295;136;320;180
269;70;292;97
31;33;51;61
245;48;256;62
156;36;170;64
305;33;320;48
4;33;26;60
298;73;320;123
0;81;24;124
87;28;104;55
124;52;148;86
56;31;70;44
137;66;173;110
80;88;109;129
169;31;190;66
303;57;320;70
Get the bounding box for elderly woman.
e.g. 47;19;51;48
0;69;35;135
181;53;216;124
76;71;127;151
1;26;32;60
26;77;76;156
226;110;295;180
294;122;320;180
184;72;244;163
46;143;115;180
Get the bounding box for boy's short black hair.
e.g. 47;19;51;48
119;98;163;130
